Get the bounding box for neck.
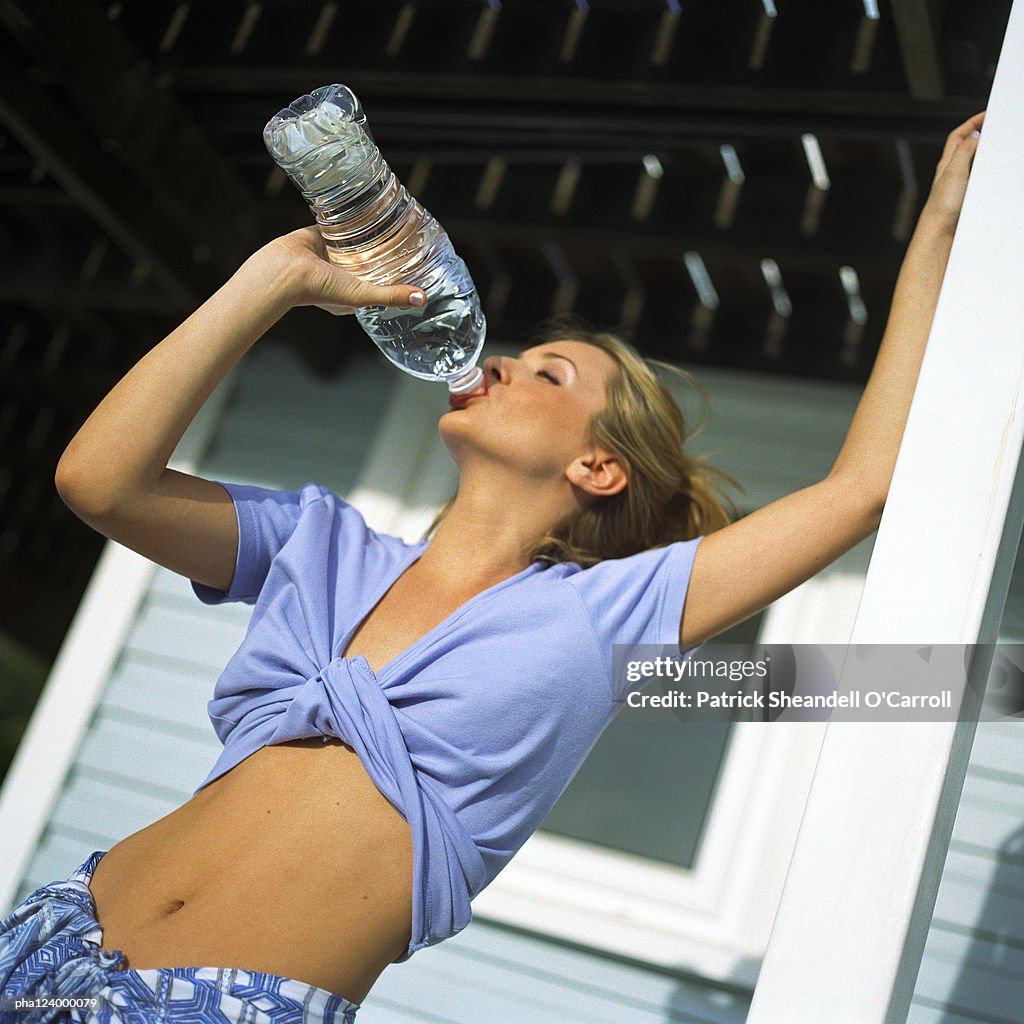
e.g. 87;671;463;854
419;467;577;589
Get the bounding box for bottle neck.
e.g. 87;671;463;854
447;366;485;394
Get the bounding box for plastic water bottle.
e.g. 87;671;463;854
263;84;487;400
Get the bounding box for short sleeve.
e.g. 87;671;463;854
190;480;330;605
568;538;703;693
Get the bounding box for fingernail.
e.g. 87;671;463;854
410;291;425;306
969;130;981;139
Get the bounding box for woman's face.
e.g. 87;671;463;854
440;339;621;483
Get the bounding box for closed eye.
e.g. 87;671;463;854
538;370;561;385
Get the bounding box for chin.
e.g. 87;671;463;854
437;413;468;457
437;407;465;435
438;418;513;472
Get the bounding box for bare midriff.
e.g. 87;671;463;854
86;736;414;1006
86;555;503;1007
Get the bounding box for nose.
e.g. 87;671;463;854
483;354;510;384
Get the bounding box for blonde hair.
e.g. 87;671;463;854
425;313;745;567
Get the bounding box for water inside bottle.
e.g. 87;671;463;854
265;84;487;385
356;282;485;382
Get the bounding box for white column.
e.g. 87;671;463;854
747;2;1024;1020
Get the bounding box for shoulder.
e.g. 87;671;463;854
553;538;703;626
294;483;382;532
545;539;704;671
563;537;704;583
332;488;424;548
256;481;420;555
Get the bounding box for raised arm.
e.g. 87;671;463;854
680;112;984;647
55;225;425;592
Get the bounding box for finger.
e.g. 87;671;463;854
937;118;983;181
950;138;980;164
303;225;328;256
287;224;321;244
940;112;984;159
936;112;985;175
933;131;981;187
348;281;427;308
944;111;986;150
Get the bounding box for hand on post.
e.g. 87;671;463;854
921;111;985;236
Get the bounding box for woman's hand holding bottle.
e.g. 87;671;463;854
259;224;425;317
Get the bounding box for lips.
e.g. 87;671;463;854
449;377;490;409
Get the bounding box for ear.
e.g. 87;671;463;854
565;447;628;498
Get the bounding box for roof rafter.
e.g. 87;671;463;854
890;0;947;99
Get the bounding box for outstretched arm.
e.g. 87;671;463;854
680;112;985;647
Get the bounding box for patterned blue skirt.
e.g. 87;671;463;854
0;851;360;1024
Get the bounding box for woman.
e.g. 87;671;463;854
0;112;983;1023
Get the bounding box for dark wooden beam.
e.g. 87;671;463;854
418;220;907;280
0;278;183;317
0;0;267;279
890;0;947;99
166;67;973;126
0;30;198;308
